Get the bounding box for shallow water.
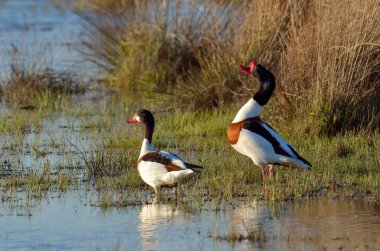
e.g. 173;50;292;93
1;196;379;251
0;1;380;251
0;0;93;80
0;113;95;177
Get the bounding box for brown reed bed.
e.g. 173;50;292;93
1;45;85;109
77;0;380;135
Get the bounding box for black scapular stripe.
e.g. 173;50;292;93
141;152;172;165
141;151;203;171
242;120;292;158
264;122;279;134
166;152;203;171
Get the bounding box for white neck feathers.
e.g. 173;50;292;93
232;98;262;123
139;138;155;158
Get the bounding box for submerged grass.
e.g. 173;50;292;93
215;227;267;246
0;92;379;208
1;164;78;199
70;107;380;206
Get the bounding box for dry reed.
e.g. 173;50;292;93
78;0;380;134
1;45;84;108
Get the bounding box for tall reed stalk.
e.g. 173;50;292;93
78;0;380;134
1;45;84;108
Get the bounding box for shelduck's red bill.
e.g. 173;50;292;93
239;61;257;75
249;61;257;69
126;119;138;124
239;65;252;75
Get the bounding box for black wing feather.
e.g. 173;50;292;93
184;162;203;173
140;152;172;165
242;120;292;158
286;144;312;167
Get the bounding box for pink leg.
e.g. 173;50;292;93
261;165;267;184
269;164;275;179
261;165;268;197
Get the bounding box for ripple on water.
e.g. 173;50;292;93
1;197;380;251
0;0;94;80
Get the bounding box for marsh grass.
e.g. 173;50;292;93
78;0;380;134
216;227;267;246
81;108;380;207
1;170;78;215
78;0;244;102
1;95;379;208
156;111;380;200
1;162;78;204
0;111;43;134
1;45;85;109
72;141;140;180
74;0;134;12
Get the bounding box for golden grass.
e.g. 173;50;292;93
78;0;380;134
1;45;85;109
241;0;380;135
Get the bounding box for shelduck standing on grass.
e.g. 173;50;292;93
127;109;202;195
228;61;311;181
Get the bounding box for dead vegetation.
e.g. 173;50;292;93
78;0;380;135
1;45;85;109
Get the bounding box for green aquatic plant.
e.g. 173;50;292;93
82;108;380;206
1;95;379;208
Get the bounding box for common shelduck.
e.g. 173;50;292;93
228;61;311;181
127;109;202;194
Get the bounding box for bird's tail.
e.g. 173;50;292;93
278;157;312;170
185;162;203;173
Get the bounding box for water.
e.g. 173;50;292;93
0;1;380;251
0;112;96;177
1;196;379;250
0;0;93;80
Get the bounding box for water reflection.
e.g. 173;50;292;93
224;199;380;250
276;199;380;250
138;203;185;251
227;201;268;233
136;200;380;251
1;197;380;250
